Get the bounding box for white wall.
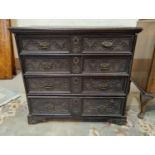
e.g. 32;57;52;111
16;19;138;27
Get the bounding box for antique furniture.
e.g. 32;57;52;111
0;19;15;79
133;48;155;119
10;27;142;124
132;20;155;118
134;48;155;119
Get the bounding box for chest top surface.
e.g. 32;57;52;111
10;27;142;34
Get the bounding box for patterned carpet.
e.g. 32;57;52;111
0;93;155;136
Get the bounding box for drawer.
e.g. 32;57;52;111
82;36;132;53
22;56;71;73
82;97;125;116
19;35;133;54
19;35;70;53
82;76;128;94
25;77;71;94
83;56;131;73
25;76;128;95
22;55;130;74
28;96;125;116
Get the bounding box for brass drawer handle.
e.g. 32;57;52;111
100;63;110;71
44;64;53;70
38;41;50;49
43;85;53;89
99;83;109;90
101;41;113;48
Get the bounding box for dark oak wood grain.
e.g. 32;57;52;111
10;27;142;124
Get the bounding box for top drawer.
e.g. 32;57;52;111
19;35;70;53
18;35;134;54
82;36;133;53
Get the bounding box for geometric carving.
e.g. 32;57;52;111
83;98;124;116
26;77;70;93
29;98;70;115
29;97;124;116
70;98;82;116
72;65;81;74
83;77;126;94
26;76;126;95
72;36;81;53
22;38;69;52
24;57;70;73
84;57;130;73
73;57;80;64
83;38;130;52
71;57;82;74
71;77;82;93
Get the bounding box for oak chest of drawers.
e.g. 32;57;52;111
10;27;142;124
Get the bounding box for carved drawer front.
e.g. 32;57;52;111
82;97;125;116
29;97;71;115
23;56;70;73
28;96;124;116
28;97;82;116
82;37;132;53
83;56;130;73
20;36;70;53
82;77;127;94
25;77;71;94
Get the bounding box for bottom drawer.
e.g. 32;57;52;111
28;96;125;117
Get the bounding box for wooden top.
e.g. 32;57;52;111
10;27;142;34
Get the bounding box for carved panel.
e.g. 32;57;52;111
71;36;81;53
24;56;70;73
83;98;124;116
83;77;126;94
70;98;82;116
26;77;70;93
29;97;124;116
71;77;82;93
71;56;82;74
83;37;130;52
29;98;70;114
21;38;69;52
83;57;130;73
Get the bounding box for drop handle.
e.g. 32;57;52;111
101;41;113;48
44;64;53;70
43;85;54;89
99;83;109;90
38;41;50;49
100;63;110;71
